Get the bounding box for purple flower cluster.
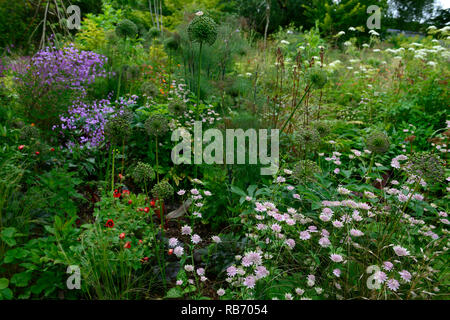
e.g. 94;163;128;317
16;44;108;93
56;94;138;151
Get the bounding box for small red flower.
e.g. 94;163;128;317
122;190;130;196
124;241;131;249
50;148;55;152
113;189;121;198
35;151;40;155
139;240;143;244
105;219;114;228
150;199;156;207
144;207;150;213
168;249;173;255
141;257;149;263
128;200;132;205
118;173;124;180
138;208;144;212
18;145;25;150
119;232;125;240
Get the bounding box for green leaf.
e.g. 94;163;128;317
0;227;17;247
165;287;183;298
11;272;32;287
0;288;13;300
0;278;9;290
230;185;246;197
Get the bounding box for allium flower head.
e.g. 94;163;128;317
115;19;138;38
132;162;155;184
406;152;445;182
293;159;321;182
307;67;328;89
365;131;390;154
151;180;174;200
145;114;169;137
187;14;218;46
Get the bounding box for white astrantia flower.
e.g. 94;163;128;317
196;11;204;16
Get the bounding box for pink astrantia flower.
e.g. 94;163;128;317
393;245;410;257
227;266;237;277
332;220;344;228
196;268;205;276
174;246;184;257
271;223;282;233
330;254;344;263
299;231;311;240
319;237;331;247
191;234;202;244
285;238;296;249
243;275;256;289
181;225;192;235
255;266;269;279
168;237;178;247
350;229;364;237
374;271;387;283
387;278;400;291
398;270;412;283
383;261;394;271
333;269;341;277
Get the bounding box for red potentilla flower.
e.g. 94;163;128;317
18;145;25;150
138;208;144;212
50;148;55;152
168;249;173;255
139;240;143;244
122;190;130;196
124;241;131;249
35;151;40;155
141;257;149;263
150;200;156;207
118;173;124;180
105;219;114;228
128;200;132;205
144;207;150;213
113;189;121;198
119;232;125;239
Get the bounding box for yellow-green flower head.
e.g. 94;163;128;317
307;67;328;89
115;19;138;39
187;14;218;46
295;127;321;152
145;114;169;137
366;131;390;154
407;152;445;182
132;162;155;184
151;180;174;200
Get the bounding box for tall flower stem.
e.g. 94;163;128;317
111;148;115;195
280;85;311;132
155;137;159;183
196;42;203;120
121;138;125;176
